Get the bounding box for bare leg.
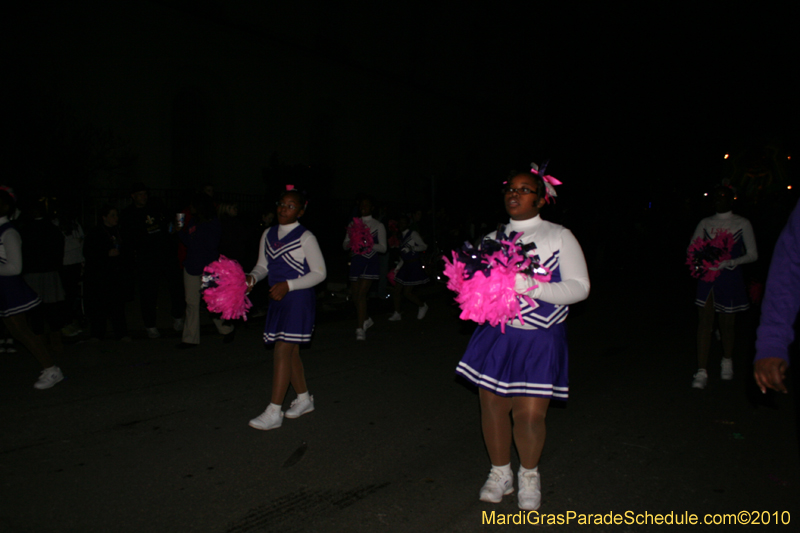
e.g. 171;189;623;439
270;340;294;405
3;313;54;369
392;283;403;313
353;278;373;328
403;285;424;307
511;396;551;469
718;312;736;360
479;388;513;466
697;293;715;370
289;343;308;394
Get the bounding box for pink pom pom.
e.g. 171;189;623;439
387;269;397;286
442;233;543;332
202;255;253;320
347;217;374;255
686;230;734;282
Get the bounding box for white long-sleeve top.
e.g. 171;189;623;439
342;215;387;254
400;229;427;253
689;211;757;268
491;215;590;329
0;216;23;276
248;222;327;291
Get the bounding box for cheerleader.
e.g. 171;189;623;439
388;214;429;321
0;186;63;389
690;184;757;389
343;196;386;340
456;167;589;511
247;187;326;430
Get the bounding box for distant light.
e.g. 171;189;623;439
734;196;738;200
648;202;652;209
788;185;793;190
704;193;708;197
724;154;729;159
421;265;425;269
789;156;792;160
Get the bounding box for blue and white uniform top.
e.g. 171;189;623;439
689;211;757;270
342;215;387;259
249;221;326;290
0;216;23;277
399;229;427;260
488;215;590;329
0;215;42;316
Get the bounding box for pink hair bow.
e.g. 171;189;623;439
530;161;561;203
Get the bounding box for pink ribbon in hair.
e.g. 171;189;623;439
0;186;16;201
530;165;562;204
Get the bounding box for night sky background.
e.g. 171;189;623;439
2;1;796;276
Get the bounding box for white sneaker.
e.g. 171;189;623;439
363;317;374;331
478;469;514;503
388;311;402;321
721;358;733;380
417;303;429;320
285;395;314;419
692;369;708;389
356;328;366;341
249;407;283;430
517;468;541;511
34;366;64;390
173;318;184;332
146;327;161;339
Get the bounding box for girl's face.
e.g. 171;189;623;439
276;193;304;225
504;173;545;221
103;209;119;227
359;199;373;217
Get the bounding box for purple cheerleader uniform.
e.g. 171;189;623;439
263;224;316;344
692;212;757;313
344;215;386;281
455;216;590;400
395;229;429;286
0;220;42;317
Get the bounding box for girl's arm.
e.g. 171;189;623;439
0;228;23;276
530;229;590;305
343;222;351;250
373;223;387;253
729;219;758;267
248;229;269;284
409;231;427;252
287;233;327;291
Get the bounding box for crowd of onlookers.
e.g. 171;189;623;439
1;182;275;359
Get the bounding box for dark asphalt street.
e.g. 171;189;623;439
1;273;797;532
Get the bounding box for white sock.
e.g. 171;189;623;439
267;403;282;413
519;465;538;475
297;392;310;402
491;463;512;476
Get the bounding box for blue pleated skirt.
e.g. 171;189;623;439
349;254;380;281
695;267;749;313
263;288;316;344
395;260;429;286
0;275;42;317
456;322;569;399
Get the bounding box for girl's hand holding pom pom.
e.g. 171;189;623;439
245;274;256;293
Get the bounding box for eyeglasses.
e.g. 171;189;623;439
501;187;537;196
276;202;300;211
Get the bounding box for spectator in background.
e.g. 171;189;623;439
84;206;130;341
121;182;184;338
55;205;85;337
20;196;66;353
176;193;234;348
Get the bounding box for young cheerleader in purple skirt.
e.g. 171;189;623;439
0;186;63;389
246;187;327;430
456;166;589;511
